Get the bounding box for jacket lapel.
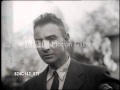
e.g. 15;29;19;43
35;67;48;90
63;59;85;90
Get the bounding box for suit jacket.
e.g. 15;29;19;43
21;59;119;90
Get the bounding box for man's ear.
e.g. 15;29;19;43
64;33;69;41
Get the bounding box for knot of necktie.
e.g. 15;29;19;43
53;71;58;77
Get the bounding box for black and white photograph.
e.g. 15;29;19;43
1;0;119;90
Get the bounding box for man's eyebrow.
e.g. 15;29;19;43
35;39;42;41
46;35;57;38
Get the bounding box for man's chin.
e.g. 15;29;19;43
43;58;56;64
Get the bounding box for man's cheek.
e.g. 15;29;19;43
50;41;58;48
37;49;42;54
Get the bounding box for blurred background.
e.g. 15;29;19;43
1;0;119;90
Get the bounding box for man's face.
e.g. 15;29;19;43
34;23;67;64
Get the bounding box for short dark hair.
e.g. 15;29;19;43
33;13;66;36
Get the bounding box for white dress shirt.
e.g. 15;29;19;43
46;57;71;90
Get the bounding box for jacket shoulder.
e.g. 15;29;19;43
71;59;109;75
21;73;42;88
81;63;109;75
21;70;46;90
24;73;42;84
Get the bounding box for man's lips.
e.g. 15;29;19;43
42;54;54;58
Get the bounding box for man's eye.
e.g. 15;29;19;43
35;40;41;45
48;37;56;41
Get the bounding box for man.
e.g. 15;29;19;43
21;13;119;90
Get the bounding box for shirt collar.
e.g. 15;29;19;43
47;56;71;81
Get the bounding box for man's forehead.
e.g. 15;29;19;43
35;23;60;30
34;23;62;39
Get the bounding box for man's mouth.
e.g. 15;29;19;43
42;54;54;59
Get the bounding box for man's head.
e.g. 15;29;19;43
33;13;69;65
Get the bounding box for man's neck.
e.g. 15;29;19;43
49;54;68;70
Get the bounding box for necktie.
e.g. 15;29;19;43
51;71;59;90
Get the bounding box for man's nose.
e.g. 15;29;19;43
41;40;50;51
